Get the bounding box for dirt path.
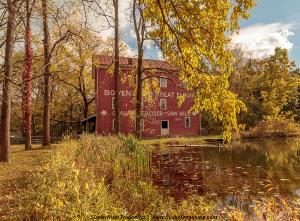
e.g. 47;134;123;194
0;145;51;220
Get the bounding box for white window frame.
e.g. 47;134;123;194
185;117;191;128
160;77;167;88
112;119;115;131
140;119;145;131
112;97;115;110
162;173;170;186
160;99;167;110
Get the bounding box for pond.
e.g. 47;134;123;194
151;138;300;211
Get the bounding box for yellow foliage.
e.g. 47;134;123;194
142;0;255;140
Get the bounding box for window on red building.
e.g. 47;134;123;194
162;173;170;186
140;119;145;131
112;119;115;131
112;97;115;110
185;117;191;128
160;77;167;88
160;99;167;110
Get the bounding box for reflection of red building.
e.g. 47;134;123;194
152;148;205;200
93;55;201;138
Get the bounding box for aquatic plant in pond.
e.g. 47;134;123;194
74;134;152;182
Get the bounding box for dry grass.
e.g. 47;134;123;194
141;135;222;146
0;145;51;220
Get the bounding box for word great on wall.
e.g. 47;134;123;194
104;89;194;99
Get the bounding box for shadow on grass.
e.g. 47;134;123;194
11;146;51;154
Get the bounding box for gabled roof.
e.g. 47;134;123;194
93;55;178;71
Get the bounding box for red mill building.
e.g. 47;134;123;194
93;55;201;138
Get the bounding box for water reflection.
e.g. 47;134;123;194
152;148;205;200
151;138;300;203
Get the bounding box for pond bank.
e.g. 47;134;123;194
142;135;222;147
240;117;300;139
241;131;300;139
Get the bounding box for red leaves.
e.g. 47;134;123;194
22;23;33;135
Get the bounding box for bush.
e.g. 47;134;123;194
242;114;300;139
17;137;124;220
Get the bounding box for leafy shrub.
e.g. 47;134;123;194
242;113;300;138
17;138;124;220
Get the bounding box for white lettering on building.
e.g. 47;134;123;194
116;110;191;117
104;89;194;98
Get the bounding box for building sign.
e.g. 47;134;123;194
117;110;192;117
103;89;194;99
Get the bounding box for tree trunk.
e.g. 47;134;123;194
83;101;88;119
42;0;51;147
133;0;144;138
0;0;16;162
113;0;120;134
83;100;88;132
136;52;143;138
22;0;33;150
32;114;35;136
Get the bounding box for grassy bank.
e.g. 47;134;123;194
142;135;222;146
0;135;299;220
241;118;300;140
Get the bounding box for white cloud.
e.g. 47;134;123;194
231;23;295;58
124;43;138;57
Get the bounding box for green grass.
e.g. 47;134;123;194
141;135;222;146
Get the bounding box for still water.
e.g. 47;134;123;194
151;138;300;206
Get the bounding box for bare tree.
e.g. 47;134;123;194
41;0;51;146
132;0;146;138
112;0;120;133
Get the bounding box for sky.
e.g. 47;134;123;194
110;0;300;65
232;0;300;65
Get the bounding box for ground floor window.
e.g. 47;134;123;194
185;117;191;128
161;120;169;136
140;119;145;131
